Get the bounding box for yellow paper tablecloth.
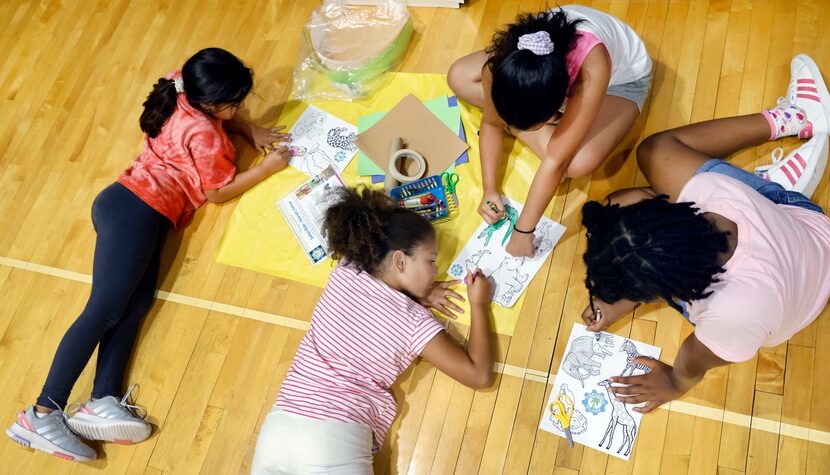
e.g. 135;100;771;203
215;72;552;335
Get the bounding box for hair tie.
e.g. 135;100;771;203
517;31;555;55
172;77;185;94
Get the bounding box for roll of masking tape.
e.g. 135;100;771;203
388;148;426;183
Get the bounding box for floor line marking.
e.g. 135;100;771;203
2;256;827;445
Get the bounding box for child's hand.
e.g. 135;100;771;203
420;280;466;319
581;298;635;332
261;146;291;175
506;231;534;257
252;125;291;155
478;192;506;225
466;268;491;305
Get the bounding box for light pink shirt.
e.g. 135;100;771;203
678;172;830;362
275;262;446;453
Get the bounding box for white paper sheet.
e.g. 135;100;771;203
276;165;346;265
540;323;662;460
288;105;358;177
446;196;566;307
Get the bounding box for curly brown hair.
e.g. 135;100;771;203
323;187;435;275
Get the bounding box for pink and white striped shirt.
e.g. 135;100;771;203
274;262;446;453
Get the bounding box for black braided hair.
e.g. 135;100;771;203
323;187;435;276
581;195;730;312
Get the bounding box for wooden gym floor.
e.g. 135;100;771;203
1;0;829;473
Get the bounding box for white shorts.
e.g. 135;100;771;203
251;408;374;475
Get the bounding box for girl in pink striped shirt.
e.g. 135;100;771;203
252;187;495;474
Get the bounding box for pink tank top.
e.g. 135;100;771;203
565;30;606;94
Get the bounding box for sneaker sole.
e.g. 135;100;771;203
67;414;151;444
5;423;95;462
794;54;830;134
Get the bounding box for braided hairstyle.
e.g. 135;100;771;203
323;187;435;276
581;195;730;312
139;47;253;138
486;9;583;130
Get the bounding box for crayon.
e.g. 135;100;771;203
398;193;437;207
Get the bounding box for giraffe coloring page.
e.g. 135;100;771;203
539;323;662;460
288;105;358;177
446;196;566;307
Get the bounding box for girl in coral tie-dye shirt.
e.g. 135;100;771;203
6;48;291;463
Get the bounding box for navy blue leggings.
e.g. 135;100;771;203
37;183;169;409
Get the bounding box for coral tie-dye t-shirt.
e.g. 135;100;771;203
119;71;236;230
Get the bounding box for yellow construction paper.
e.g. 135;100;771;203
215;73;552;335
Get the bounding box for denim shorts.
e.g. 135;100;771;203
695;158;823;213
607;74;652;112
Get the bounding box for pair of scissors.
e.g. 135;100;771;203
549;393;575;448
440;171;460;194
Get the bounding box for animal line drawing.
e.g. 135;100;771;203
288;105;358;176
597;379;637;456
326;127;357;151
619;339;653;377
464;249;492;273
290;144;336;177
446;196;566;307
533;222;555;255
489;257;529;306
292;107;326;139
561;333;614;387
548;383;588;435
542;323;661;460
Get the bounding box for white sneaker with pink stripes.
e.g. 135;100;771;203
783;54;830;137
762;55;830;140
756;134;829;198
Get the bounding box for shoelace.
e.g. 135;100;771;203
47;397;83;438
119;384;148;420
66;384;148;420
770;146;784;165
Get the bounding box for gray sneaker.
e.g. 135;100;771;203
6;406;96;462
67;385;151;444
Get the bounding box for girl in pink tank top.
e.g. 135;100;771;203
448;6;651;258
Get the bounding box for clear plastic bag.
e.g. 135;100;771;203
290;0;413;102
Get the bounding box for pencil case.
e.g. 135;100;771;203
391;175;458;224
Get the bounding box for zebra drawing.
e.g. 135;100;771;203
619;339;652;377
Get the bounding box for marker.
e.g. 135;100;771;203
398;194;438;207
465;269;482;285
405;201;443;211
413;203;445;213
594;307;602;341
486;200;501;214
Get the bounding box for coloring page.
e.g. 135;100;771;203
446;196;566;307
277;166;346;265
289;105;358;177
539;323;662;460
